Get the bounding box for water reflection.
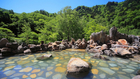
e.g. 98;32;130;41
0;49;139;79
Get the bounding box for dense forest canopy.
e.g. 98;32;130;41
0;0;140;44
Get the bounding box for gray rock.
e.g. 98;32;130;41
59;44;66;50
103;50;114;56
44;54;52;58
24;49;31;54
17;45;24;53
6;42;18;50
91;53;110;60
101;44;108;50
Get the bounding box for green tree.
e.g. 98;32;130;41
0;27;15;41
84;19;107;40
19;23;31;44
57;6;85;40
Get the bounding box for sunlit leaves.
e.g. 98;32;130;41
0;27;15;40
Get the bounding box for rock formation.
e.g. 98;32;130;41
90;31;109;45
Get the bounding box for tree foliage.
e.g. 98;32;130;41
0;0;140;43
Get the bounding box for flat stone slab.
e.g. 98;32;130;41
98;67;115;75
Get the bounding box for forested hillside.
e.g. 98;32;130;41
0;0;140;44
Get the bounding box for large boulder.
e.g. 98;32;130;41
66;58;91;77
110;48;132;58
1;47;12;56
117;39;128;45
0;38;9;48
6;42;18;50
90;31;109;45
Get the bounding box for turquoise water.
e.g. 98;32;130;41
0;49;139;79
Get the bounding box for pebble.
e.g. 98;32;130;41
91;69;98;74
47;67;53;71
55;67;66;72
99;63;109;67
109;63;117;67
22;75;28;78
19;67;32;72
46;72;53;77
4;70;15;76
38;71;44;76
100;74;106;78
3;66;15;71
31;69;40;73
52;74;62;79
30;74;36;78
